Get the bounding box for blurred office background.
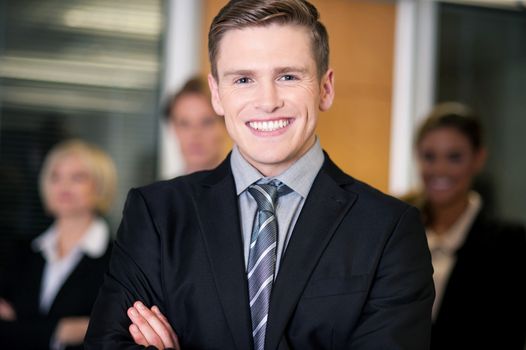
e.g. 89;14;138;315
0;0;163;261
0;0;525;267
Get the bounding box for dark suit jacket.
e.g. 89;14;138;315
86;155;434;349
0;234;112;350
431;211;526;350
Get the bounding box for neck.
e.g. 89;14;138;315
248;137;316;177
55;213;94;258
429;197;469;235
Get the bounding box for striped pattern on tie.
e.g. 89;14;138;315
247;181;288;350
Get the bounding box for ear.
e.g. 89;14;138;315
319;68;335;112
208;73;225;116
474;146;487;173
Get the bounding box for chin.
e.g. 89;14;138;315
427;192;463;208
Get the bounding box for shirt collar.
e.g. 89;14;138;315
230;138;324;198
32;217;110;261
426;191;482;254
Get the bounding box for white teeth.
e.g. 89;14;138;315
249;119;290;132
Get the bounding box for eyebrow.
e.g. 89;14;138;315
222;66;309;79
222;69;254;78
274;66;308;75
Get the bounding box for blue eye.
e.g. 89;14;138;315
235;77;250;84
280;75;297;81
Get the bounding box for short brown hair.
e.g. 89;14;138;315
40;139;117;215
208;0;329;80
163;76;210;121
415;102;484;151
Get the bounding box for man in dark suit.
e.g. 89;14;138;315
85;1;434;349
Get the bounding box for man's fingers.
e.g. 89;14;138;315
152;306;179;347
133;302;175;348
151;306;172;331
129;324;148;347
127;306;164;349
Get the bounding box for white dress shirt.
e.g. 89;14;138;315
31;218;110;314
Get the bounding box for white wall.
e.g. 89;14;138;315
158;0;203;179
389;0;438;196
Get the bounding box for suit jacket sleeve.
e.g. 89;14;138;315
85;188;167;349
349;206;434;349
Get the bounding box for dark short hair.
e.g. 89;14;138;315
208;0;329;80
415;102;484;151
163;76;209;121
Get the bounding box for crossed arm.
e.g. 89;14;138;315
86;189;183;349
0;298;90;348
88;188;433;349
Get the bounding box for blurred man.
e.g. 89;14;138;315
164;77;226;174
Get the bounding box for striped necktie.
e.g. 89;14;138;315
247;180;290;350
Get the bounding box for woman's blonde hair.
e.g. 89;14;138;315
39;139;117;215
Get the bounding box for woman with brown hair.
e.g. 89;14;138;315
408;102;526;349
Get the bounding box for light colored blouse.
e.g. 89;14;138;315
426;191;481;320
31;218;110;314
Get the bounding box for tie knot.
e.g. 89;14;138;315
248;180;290;212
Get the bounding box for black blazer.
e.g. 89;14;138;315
86;155;434;349
431;211;526;350
0;234;112;350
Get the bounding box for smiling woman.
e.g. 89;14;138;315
404;102;526;350
415;103;486;220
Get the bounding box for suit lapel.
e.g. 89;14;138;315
196;159;253;350
47;257;84;316
265;158;357;350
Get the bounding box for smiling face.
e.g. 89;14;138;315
417;127;486;209
208;24;334;176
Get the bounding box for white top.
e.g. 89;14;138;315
31;218;110;314
426;191;481;320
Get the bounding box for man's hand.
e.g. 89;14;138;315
55;317;90;345
127;301;180;350
0;298;16;321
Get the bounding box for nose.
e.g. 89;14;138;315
255;80;284;113
428;157;449;176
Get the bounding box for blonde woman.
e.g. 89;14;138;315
0;139;116;350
